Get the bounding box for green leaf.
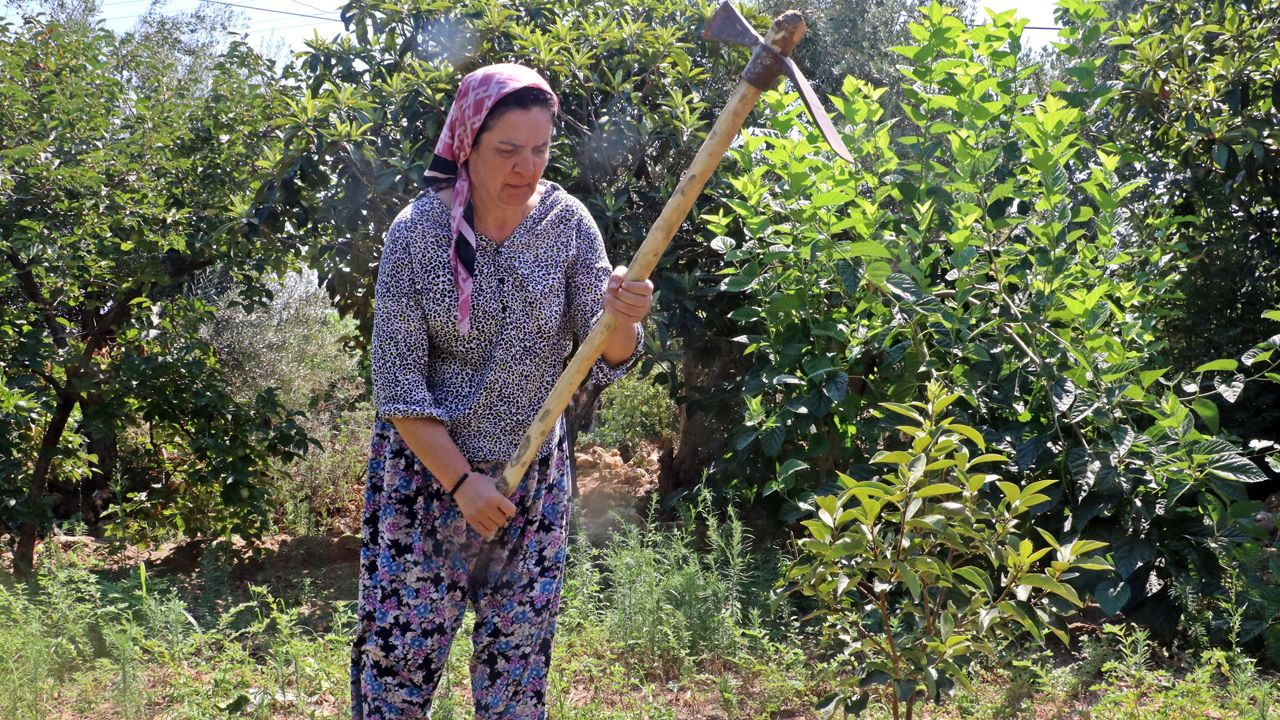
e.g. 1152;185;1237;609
915;483;962;498
1242;348;1273;366
1211;141;1235;170
836;240;893;259
1139;367;1169;389
1214;374;1244;403
760;425;785;457
811;189;851;207
779;458;809;480
824;372;849;403
872;450;915;465
220;693;252;713
1095;577;1130;617
968;453;1006;467
1050;378;1077;413
881;402;925;423
835;259;863;295
709;236;736;253
947;423;986;450
1205;453;1268;484
865;261;892;284
1192;398;1220;434
957;566;993;594
1193;359;1238;373
997;481;1022;503
1225;85;1244;114
1019;573;1082;606
900;563;922;601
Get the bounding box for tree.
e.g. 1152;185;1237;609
785;383;1109;719
1105;0;1280;438
761;0;973;96
711;1;1277;633
249;0;768;494
0;13;308;575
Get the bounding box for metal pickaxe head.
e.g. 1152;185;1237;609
704;2;855;163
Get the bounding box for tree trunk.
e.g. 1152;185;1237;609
658;336;747;502
73;392;118;524
564;382;605;504
16;393;78;578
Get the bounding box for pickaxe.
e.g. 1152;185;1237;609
498;1;853;495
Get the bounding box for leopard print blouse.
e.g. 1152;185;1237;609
370;180;640;462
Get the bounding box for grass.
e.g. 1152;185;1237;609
916;624;1280;720
0;498;820;719
4;502;1279;720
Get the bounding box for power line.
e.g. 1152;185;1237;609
104;1;337;25
281;0;335;15
103;12;340;30
105;0;337;21
969;22;1064;32
238;18;342;33
198;0;334;20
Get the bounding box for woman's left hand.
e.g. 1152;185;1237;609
604;266;654;324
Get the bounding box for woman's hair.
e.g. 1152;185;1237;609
475;86;556;139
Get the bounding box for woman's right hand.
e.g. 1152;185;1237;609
452;471;516;539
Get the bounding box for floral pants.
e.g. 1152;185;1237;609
350;418;571;719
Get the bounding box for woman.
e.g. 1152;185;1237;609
351;64;652;719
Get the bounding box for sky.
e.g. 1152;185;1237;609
2;0;1065;61
2;0;348;61
100;0;349;59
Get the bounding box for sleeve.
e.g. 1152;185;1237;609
565;206;644;387
370;218;450;422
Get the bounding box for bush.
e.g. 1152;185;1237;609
783;383;1110;719
205;272;369;536
712;0;1278;635
203;271;363;411
278;403;372;536
582;368;678;452
0;546;353;719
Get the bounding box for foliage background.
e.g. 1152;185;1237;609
3;0;1280;697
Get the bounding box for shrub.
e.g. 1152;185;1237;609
582;368;678;452
783;383;1109;719
278;403;372;536
205;272;370;536
203;271;363;411
712;0;1278;633
562;493;762;678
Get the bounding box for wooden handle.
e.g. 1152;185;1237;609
498;12;806;496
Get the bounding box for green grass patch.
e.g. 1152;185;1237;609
5;513;1278;719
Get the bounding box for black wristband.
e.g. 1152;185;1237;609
449;469;472;497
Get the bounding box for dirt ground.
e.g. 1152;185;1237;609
19;442;663;609
572;442;662;543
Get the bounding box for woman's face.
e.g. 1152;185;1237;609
468;106;554;212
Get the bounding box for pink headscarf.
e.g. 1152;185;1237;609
425;63;558;334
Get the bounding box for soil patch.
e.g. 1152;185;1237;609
573;442;661;544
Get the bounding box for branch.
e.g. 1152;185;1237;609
30;365;65;397
76;254;216;367
5;251;68;349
